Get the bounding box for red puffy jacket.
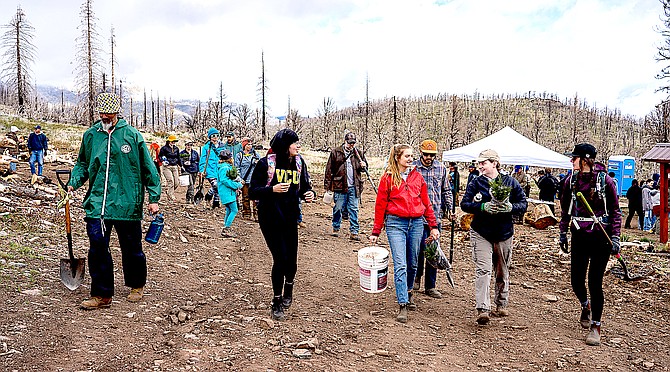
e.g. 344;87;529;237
372;168;438;236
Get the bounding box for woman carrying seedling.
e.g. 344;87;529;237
369;144;439;323
460;149;527;326
216;150;243;238
248;129;315;321
558;143;621;346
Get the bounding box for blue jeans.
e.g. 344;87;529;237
385;215;424;304
416;222;442;290
29;149;44;175
332;188;359;233
644;210;656;231
224;201;238;228
85;218;146;298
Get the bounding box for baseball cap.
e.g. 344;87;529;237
476;149;500;163
35;125;41;130
344;132;357;144
420;140;438;154
10;126;18;132
564;143;596;159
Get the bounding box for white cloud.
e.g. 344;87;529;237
0;0;665;117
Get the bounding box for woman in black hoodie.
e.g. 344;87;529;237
249;129;315;320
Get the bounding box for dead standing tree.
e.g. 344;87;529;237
257;51;269;141
75;0;103;125
0;6;36;114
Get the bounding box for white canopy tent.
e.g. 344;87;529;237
441;126;572;169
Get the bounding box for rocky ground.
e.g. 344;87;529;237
1;158;670;372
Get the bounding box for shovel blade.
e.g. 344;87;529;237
445;268;455;288
60;258;86;290
193;188;204;205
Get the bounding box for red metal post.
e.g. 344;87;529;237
661;163;669;244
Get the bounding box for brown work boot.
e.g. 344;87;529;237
585;323;601;346
407;291;418;310
331;228;340;237
425;288;443;299
476;309;490;325
414;276;422;291
80;296;112;310
495;305;509;317
396;304;408;323
127;287;144;303
349;233;361;241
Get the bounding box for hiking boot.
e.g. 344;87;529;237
414;276;422;291
211;200;220;209
221;227;236;238
425;288;443;299
204;192;213;202
586;324;601;346
495;305;509;317
407;291;418;311
271;296;286;321
127;287;144;303
349;233;361;241
580;304;591;329
331;228;340;237
476;309;490;325
396;304;408;323
282;282;294;309
298;222;306;228
80;296;112;310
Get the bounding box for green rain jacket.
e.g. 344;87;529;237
68;119;161;221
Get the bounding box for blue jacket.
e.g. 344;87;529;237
198;141;223;177
235;150;260;183
216;162;242;205
221;141;243;163
179;149;200;173
27;132;48;151
461;173;527;242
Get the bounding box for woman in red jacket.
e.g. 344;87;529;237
369;144;439;323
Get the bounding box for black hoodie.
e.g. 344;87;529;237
248;129;313;221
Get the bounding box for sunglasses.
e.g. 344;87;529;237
422;153;436;158
211;134;220;138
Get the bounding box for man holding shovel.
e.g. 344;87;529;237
559;143;621;346
68;92;161;310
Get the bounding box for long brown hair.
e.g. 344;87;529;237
386;143;411;188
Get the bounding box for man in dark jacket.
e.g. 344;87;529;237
625;179;643;229
324;132;368;241
461;149;527;325
180;142;200;203
466;162;479;190
537;168;559;214
449;162;460;203
27;125;48;176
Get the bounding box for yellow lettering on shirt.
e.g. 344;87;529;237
274;169;300;184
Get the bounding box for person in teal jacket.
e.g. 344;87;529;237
217;150;243;237
67;92;161;310
221;131;243;162
199;127;224;208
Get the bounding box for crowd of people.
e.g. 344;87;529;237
15;92;651;348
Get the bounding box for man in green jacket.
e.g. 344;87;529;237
68;92;161;310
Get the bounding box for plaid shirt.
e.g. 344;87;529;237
413;158;452;219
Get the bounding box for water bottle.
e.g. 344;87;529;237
145;213;164;244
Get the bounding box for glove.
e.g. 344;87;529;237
43;149;48;157
559;232;569;253
610;236;621;256
495;201;512;213
482;202;497;214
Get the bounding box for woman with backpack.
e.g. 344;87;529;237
248;129;315;321
235;138;260;220
558;143;621;347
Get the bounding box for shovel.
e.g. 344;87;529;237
576;192;645;282
56;170;86;290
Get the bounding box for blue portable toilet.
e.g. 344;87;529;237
607;155;635;196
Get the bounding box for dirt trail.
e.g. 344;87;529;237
1;166;669;371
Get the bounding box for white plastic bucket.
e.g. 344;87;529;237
323;191;334;204
179;174;190;187
357;246;389;293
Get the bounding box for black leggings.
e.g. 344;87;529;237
258;212;299;297
570;232;610;322
625;206;643;229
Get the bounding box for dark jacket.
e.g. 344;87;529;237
159;144;181;166
559;168;621;237
179;149;200;173
537;173;559;201
248;129;313;223
27;132;48;152
461;174;527;242
324;145;367;197
625;184;642;209
450;168;460;192
466;169;479;189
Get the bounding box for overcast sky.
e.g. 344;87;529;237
0;0;666;118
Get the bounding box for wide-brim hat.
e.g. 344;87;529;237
96;93;121;114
